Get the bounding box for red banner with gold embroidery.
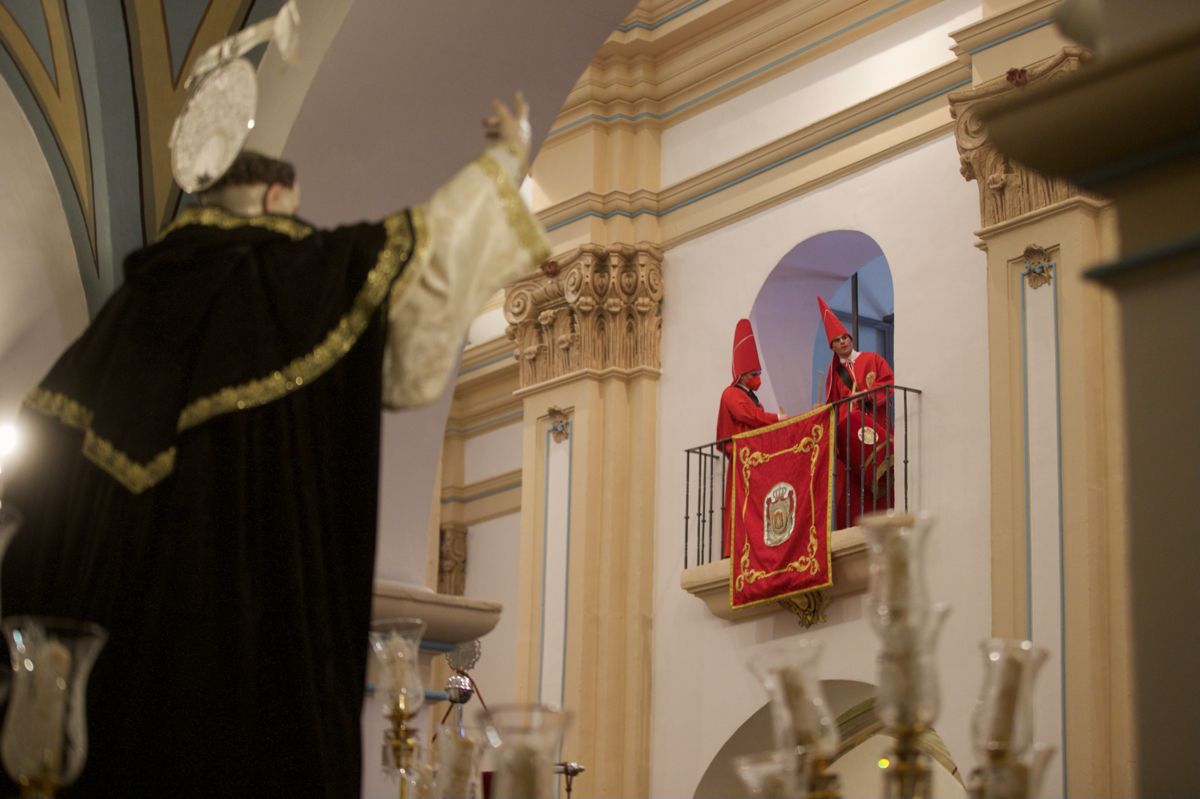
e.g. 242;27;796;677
729;406;835;609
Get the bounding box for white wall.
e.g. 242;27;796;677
661;0;981;185
0;78;87;429
460;421;526;705
651;133;988;798
464;512;524;707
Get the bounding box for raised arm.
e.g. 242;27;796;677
382;94;549;408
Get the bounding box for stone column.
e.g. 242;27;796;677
949;42;1132;798
504;242;662;799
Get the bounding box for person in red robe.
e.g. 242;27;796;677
819;296;895;528
716;318;787;556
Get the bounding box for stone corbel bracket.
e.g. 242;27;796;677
504;242;665;390
949;46;1097;228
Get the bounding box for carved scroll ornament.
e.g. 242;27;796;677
504;243;664;389
949;47;1094;228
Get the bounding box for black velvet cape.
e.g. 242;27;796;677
1;205;421;797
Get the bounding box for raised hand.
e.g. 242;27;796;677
483;91;531;165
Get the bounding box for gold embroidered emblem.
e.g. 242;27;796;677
865;371;876;387
763;482;797;547
857;426;878;446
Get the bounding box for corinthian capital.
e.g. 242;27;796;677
949;47;1093;228
504;243;664;389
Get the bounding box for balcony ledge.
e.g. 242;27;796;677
680;526;869;621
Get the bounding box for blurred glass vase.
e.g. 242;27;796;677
478;704;571;799
2;616;107;799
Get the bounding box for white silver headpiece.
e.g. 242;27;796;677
170;0;301;193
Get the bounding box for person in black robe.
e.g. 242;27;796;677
0;95;547;798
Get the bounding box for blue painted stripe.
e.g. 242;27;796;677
445;410;524;437
440;481;522;505
545;76;970;232
1020;274;1033;641
560;421;574;709
1051;268;1068;799
537;426;552;701
459;351;514;376
550;0;916;137
420;640;456;653
616;0;710;32
966;18;1054;55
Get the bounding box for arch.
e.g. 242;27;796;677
749;230;893;413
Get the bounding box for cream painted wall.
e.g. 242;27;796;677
466;306;509;347
463;422;523;485
652;134;988;798
0;75;87;456
660;0;981;185
464;512;523;706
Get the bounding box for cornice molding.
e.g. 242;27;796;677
552;0;937;136
539;61;968;247
950;0;1060;57
440;468;522;527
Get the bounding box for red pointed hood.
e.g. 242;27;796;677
731;318;762;382
818;296;850;346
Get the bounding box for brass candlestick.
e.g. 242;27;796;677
369;618;428;799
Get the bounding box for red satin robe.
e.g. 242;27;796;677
716;385;779;557
824;351;895;528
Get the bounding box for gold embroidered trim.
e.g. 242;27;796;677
24;388;176;495
176;211;416;432
474;154;550;266
156;205;313;242
82;431;176;495
24;387;92;429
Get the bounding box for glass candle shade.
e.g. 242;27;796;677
875;604;950;731
436;722;486;799
970;639;1048;760
369;617;427;720
732;746;809;799
861;512;932;645
748;638;839;759
1;616;107;797
477;704;572;799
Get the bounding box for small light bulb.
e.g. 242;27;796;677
878;757;890;769
247;119;256;130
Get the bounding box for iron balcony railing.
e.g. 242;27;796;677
683;384;921;569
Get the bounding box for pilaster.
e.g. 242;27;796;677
980;14;1200;795
506;244;662;799
949;28;1130;799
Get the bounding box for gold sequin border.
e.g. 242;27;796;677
177;209;419;431
23;387;177;495
474;154;550;266
156;205;313;242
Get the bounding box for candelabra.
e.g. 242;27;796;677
745;638;841;799
861;512;948;799
966;640;1054;799
735;509;1055;799
369;617;428;798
